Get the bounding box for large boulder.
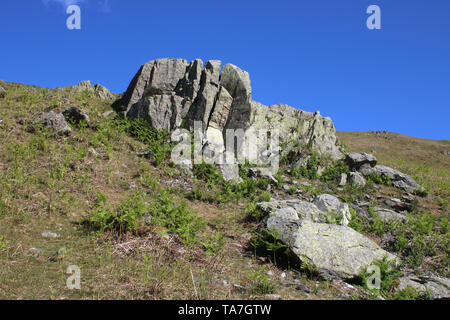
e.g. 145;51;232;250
63;106;90;125
260;196;398;279
370;165;424;193
346;152;377;175
266;218;397;279
34;111;71;136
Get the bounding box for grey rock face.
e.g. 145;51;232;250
121;58;344;164
373;207;408;223
397;276;450;299
72;81;115;100
346;152;377;171
384;198;411;212
63;106;90;125
371;165;424;193
260;196;398;279
0;85;6;95
348;171;366;187
34;111;71;136
312;194;352;226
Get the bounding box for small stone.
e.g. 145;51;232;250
339;173;347;187
102;110;115;118
265;294;281;300
142;215;152;225
28;248;41;257
233;284;248;291
42;231;60;238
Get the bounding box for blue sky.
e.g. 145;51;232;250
1;0;449;140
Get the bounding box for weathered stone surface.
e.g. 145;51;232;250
0;85;6;94
384;198;411;212
189;60;222;129
266;218;397;279
259;195;351;227
339;173;347;187
63;106;90;124
34;111;71;136
397;276;450;299
371;165;424;193
208;86;233;130
347;153;377;171
72;81;115;100
127;94;188;131
259;200;330;224
94;84;115;100
373;207;408;223
121;58;346;180
312;194;351;226
348;171;366;187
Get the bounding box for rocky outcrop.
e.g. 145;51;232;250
120;58;343;180
72;81;115;100
347;152;377;173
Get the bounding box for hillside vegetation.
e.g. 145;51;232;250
0;81;448;300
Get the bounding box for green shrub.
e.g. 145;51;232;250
320;160;350;183
250;229;291;264
202;232;226;255
249;267;276;295
151;191;206;244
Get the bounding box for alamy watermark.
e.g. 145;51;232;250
366;5;381;30
66;265;81;290
66;5;81;30
171;121;280;175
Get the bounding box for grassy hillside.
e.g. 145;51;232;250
0;81;447;300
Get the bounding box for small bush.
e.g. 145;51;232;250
249;267;276;295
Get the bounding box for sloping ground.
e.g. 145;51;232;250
337;131;450;207
0;81;447;300
0;82;347;300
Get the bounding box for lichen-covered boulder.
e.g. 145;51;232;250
34;111;71;136
266;218;398;279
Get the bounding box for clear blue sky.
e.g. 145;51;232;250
1;0;449;140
